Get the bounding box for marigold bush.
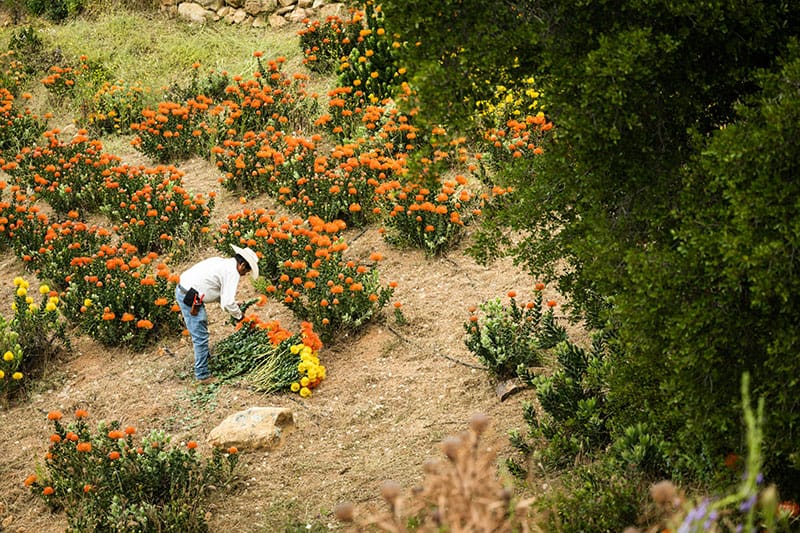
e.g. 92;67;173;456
26;410;240;531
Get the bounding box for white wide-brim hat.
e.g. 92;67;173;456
231;245;260;280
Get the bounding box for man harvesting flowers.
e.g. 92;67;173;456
175;245;260;384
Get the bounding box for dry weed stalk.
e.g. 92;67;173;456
335;413;536;532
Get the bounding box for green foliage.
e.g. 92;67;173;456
542;461;647;533
86;80;151;135
463;292;544;381
25;0;86;22
101;167;215;259
0;50;27;94
26;410;239;532
609;43;800;493
0;88;46;157
336;3;406;103
0;314;24;404
298;13;361;74
7;130;120;215
512;330;612;471
164;64;230;103
60;248;183;350
130;97;217;163
10;277;71;376
380;0;800;500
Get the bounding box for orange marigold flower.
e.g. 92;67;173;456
108;430;125;440
50;434;61;443
507;291;517;298
43;486;55;496
47;410;63;421
228;446;238;455
187;440;198;449
66;432;78;442
534;282;545;291
124;426;136;435
121;312;135;322
137;319;154;329
108;451;121;460
76;442;92;453
83;484;92;493
369;252;383;261
24;474;37;487
547;300;557;308
75;409;89;419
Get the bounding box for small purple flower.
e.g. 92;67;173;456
703;510;719;530
739;494;757;512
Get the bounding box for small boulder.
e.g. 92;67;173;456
177;2;213;23
208;406;295;452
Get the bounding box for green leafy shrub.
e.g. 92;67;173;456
463;290;544;381
25;0;85;22
542;461;648;533
10;277;70;376
164;63;230;103
298;13;361;74
87;80;151;135
61;245;183;350
0;314;24;405
130;97;217;163
0;50;27;94
102;166;215;259
6;129;121;215
0;88;46;157
507;325;613;474
336;3;406;103
25;409;240;531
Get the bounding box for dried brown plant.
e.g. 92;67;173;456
335;413;538;532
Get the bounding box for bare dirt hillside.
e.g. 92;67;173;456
0;146;565;531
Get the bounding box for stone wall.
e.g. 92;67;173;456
161;0;344;28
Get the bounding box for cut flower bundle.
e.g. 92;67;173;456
211;318;326;396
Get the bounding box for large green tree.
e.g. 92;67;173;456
380;0;800;494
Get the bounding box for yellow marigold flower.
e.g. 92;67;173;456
12;372;23;380
16;287;27;297
307;369;317;381
28;304;39;312
290;382;300;392
13;276;24;287
11;302;17;311
297;362;307;373
3;351;13;361
0;370;4;379
49;296;59;305
300;376;310;387
299;387;311;398
39;284;50;294
290;344;301;355
301;346;312;357
45;302;57;312
25;296;33;304
84;298;92;307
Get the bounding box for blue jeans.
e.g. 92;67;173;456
175;286;211;380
